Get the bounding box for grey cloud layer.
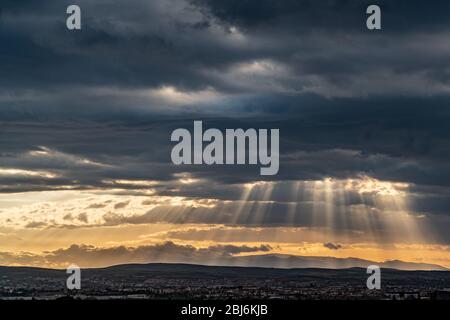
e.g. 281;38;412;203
2;0;450;102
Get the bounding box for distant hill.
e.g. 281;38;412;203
0;262;449;285
0;254;447;272
225;254;448;271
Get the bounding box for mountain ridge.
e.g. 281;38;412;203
0;253;447;271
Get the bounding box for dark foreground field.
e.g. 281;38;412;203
1;263;450;300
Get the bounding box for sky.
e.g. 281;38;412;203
1;0;450;269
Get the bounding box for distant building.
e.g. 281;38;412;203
385;292;420;300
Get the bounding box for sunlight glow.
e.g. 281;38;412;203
0;168;58;179
345;176;410;196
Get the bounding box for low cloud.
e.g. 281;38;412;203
0;242;273;268
77;212;89;223
114;200;130;209
86;203;108;209
24;221;47;229
323;242;343;250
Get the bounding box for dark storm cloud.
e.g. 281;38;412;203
0;0;256;93
2;96;450;191
1;0;450;104
1;97;450;204
192;0;450;32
